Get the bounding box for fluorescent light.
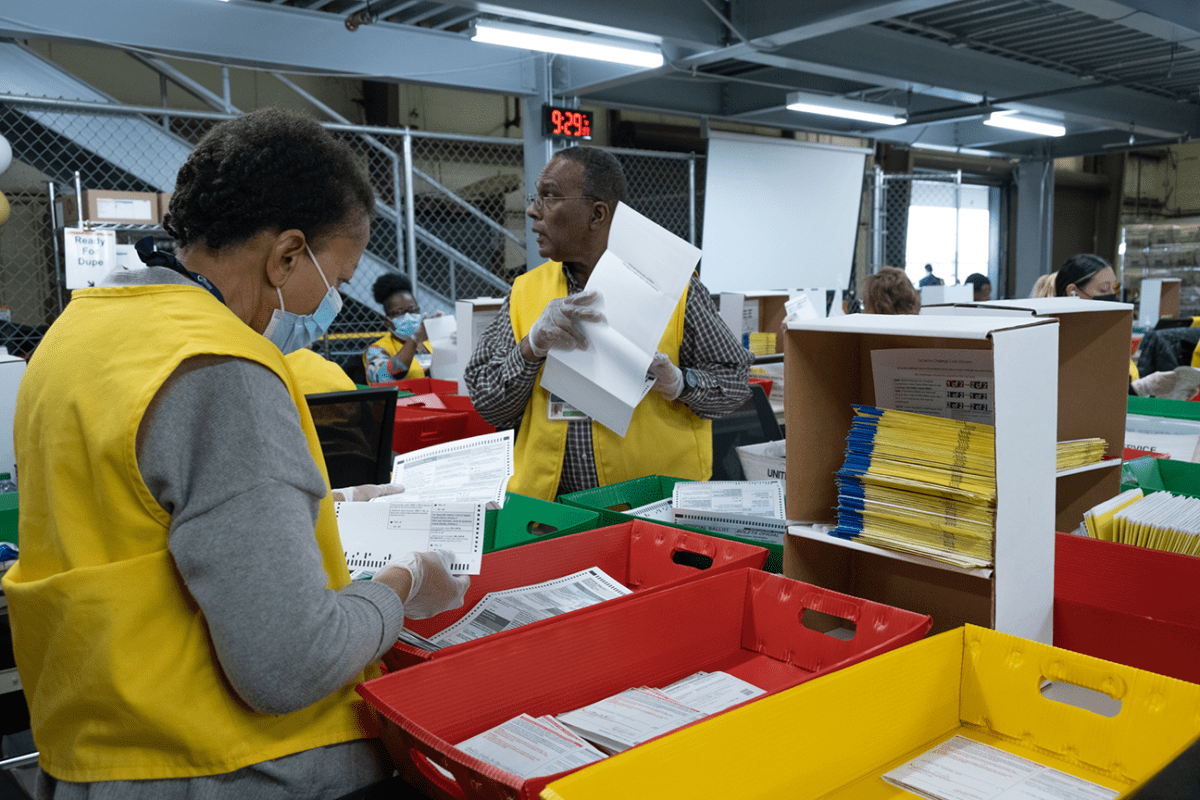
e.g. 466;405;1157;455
786;91;905;126
469;20;663;68
984;111;1065;137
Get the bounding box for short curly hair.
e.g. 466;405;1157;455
372;272;413;306
553;146;626;207
163;108;375;251
863;266;919;315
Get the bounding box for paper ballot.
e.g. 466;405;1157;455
539;203;701;436
389;430;514;505
335;501;485;575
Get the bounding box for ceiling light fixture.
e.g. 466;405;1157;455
983;111;1065;137
785;91;905;126
469;20;663;68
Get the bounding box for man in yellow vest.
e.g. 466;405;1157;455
464;146;753;501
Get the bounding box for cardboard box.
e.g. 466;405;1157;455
783;313;1058;641
381;519;769;671
455;297;504;395
483;492;600;553
541;624;1200;800
360;567;932;800
1138;277;1182;327
59;190;160;226
718;291;792;340
559;475;784;573
922;298;1132;534
918;283;972;306
157;192;172;222
1055;531;1200;684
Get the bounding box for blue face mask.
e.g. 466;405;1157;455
391;312;422;340
263;245;342;354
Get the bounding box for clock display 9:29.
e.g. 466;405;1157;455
542;106;593;140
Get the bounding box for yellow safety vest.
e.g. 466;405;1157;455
508;262;712;500
285;347;357;393
364;333;429;380
4;284;376;782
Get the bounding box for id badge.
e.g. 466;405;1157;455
548;393;591;422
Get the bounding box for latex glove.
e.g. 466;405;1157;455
332;484;405;502
527;290;604;359
647;351;684;401
373;550;469;620
1133;366;1200;400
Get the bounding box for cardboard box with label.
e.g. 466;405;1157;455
59;190;160;226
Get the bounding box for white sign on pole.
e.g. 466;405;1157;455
64;228;116;288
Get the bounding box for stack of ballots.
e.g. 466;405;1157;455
833;405;996;569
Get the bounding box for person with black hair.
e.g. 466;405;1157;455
6;108;468;799
964;272;992;302
363;271;437;382
464;146;752;501
1054;254;1117;300
918;263;944;287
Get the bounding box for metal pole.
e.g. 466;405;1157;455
688;154;697;246
221;67;232;114
402;132;417;291
48;181;64;314
392;151;403;275
872;165;884;273
954;170;962;282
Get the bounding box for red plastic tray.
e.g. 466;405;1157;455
1055;532;1200;684
359;567;932;800
371;377;460;395
382;519;770;672
393;405;469;455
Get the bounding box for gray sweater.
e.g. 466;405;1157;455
38;268;404;800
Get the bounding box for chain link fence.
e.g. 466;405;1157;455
0;95;703;380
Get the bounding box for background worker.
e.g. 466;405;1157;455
918;263;944;287
5;109;468;799
363;272;438;383
964;272;992;302
862;266;920;315
464;146;752;501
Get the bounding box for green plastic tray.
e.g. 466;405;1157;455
484;492;601;553
558;475;783;573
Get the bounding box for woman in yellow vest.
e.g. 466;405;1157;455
4;109;467;799
362;272;435;382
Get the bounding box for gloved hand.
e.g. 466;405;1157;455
332;484;405;502
527;290;604;359
1132;366;1200;400
373;550;469;619
647;351;684;401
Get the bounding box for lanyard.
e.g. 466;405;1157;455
134;237;225;305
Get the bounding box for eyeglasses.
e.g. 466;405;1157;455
525;193;598;209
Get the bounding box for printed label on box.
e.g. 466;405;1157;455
96;197;154;221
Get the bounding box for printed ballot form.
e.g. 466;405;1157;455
539;203;701;437
335;501;485;575
883;736;1119;800
389;430;514;505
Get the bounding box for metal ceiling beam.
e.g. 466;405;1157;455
1055;0;1200;53
0;0;549;95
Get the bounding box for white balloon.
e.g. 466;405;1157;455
0;135;10;176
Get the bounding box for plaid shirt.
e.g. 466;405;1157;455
464;266;753;495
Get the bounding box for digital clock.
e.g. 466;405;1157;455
542;105;594;140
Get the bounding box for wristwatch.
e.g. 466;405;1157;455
682;368;699;395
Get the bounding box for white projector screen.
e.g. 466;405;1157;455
700;130;869;293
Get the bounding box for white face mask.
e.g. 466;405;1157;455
262;244;343;354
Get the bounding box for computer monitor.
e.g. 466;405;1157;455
305;387;397;487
